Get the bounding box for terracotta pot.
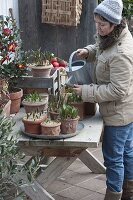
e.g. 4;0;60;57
49;111;60;120
41;121;61;136
22;114;47;134
31;64;53;78
22;99;48;113
61;116;79;134
9;88;23;114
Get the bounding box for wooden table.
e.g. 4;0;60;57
14;108;106;200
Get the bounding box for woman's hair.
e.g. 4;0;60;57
94;13;127;50
94;13;114;26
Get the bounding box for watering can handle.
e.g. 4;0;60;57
68;51;77;72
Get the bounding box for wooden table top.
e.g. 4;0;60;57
14;107;103;148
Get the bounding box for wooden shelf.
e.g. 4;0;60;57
17;69;61;95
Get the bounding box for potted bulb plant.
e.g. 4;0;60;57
22;110;47;134
41;118;61;136
60;104;79;134
0;16;27;114
22;91;48;113
48;94;64;120
25;48;54;78
67;92;85;120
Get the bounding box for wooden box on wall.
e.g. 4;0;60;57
42;0;82;26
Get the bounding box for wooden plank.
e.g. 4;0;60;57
41;147;85;157
36;0;58;55
37;157;77;188
21;181;55;200
78;149;106;174
56;26;77;60
17;77;54;88
18;0;39;50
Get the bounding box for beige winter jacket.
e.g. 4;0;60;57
82;27;133;126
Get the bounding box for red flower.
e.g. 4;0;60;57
3;28;11;36
0;17;27;90
8;42;17;52
16;64;27;69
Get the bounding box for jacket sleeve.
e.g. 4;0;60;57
82;53;133;103
84;44;97;62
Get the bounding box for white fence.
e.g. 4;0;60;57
0;0;19;26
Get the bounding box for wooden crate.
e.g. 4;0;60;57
17;69;61;95
42;0;82;26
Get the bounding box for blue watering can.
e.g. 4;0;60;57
66;51;93;85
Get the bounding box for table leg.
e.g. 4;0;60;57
20;156;77;200
21;181;54;200
37;156;77;188
78;149;106;174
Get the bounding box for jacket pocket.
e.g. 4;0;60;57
99;101;116;117
97;54;107;71
96;54;110;82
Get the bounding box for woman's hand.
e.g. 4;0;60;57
73;85;82;96
76;48;89;59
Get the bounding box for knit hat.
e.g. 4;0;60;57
94;0;123;24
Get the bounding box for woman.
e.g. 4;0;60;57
73;0;133;199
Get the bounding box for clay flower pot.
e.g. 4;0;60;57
22;99;48;113
9;87;23;114
22;92;48;113
61;116;79;134
22;113;47;134
31;64;53;78
49;111;60;120
41;120;61;136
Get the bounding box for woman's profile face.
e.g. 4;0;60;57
94;15;115;36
